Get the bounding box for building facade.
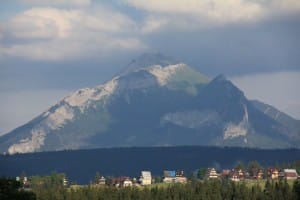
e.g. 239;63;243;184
140;171;152;185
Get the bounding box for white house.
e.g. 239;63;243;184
99;176;106;185
284;169;298;180
140;171;152;185
207;168;219;179
123;179;133;187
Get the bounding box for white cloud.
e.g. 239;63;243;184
141;17;168;33
7;7;79;40
272;0;300;12
125;0;300;32
80;8;137;33
1;1;299;60
1;34;145;61
230;71;300;120
19;0;91;7
0;7;145;60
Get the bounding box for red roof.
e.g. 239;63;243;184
285;172;297;177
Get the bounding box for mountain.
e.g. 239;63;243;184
0;53;299;154
251;100;300;140
120;52;179;75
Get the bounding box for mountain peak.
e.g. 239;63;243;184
120;53;179;75
213;74;227;82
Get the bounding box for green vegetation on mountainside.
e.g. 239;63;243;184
167;66;210;95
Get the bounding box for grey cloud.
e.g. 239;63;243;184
140;15;300;76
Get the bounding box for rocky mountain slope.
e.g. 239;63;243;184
0;53;299;154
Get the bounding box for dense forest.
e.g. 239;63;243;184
1;146;300;184
0;178;36;200
1;176;300;200
34;180;300;200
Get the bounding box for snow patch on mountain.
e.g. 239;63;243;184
117;71;158;90
8;128;46;154
46;104;74;129
64;78;118;112
223;123;248;139
6;78;119;154
148;63;186;86
224;104;249;139
7;104;75;154
161;110;221;129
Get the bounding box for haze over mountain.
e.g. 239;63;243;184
0;53;299;154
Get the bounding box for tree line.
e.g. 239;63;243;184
1;177;300;200
1;160;300;200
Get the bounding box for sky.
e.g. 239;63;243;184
0;0;300;136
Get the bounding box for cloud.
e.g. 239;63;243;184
230;71;300;120
5;8;79;40
125;0;300;32
1;1;299;61
141;17;168;33
272;0;300;12
126;0;264;24
0;6;146;60
19;0;91;7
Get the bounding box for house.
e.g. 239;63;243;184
176;170;185;177
221;169;231;179
139;171;152;185
99;176;106;185
229;171;240;182
227;169;248;181
206;168;219;179
111;177;132;187
175;176;187;184
175;170;187;184
163;170;176;183
63;178;68;186
283;169;298;180
163;170;187;183
93;175;105;186
17;176;31;189
237;169;245;180
123;179;133;187
23;176;28;185
268;168;279;179
253;169;264;179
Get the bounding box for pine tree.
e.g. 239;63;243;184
293;180;300;200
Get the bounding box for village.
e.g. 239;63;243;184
17;166;300;189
